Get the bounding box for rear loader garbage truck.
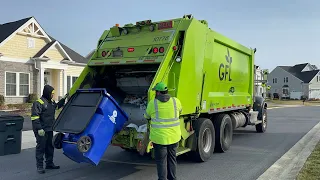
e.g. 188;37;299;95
52;14;268;165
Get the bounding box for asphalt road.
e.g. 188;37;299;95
1;106;320;180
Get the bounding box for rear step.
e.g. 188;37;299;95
176;147;191;156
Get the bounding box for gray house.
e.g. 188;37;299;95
267;63;320;100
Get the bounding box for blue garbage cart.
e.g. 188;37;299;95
52;88;128;165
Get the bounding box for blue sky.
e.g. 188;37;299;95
1;0;319;70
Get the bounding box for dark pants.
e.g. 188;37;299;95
34;131;54;168
153;143;178;180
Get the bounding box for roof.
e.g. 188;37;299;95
85;49;96;60
0;17;32;44
49;36;88;64
1;17;88;64
279;63;319;83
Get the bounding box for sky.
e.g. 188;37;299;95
1;0;319;71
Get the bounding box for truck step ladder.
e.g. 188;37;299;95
176;147;191;156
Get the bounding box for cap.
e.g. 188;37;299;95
152;82;168;92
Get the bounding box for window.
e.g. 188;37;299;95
19;73;29;96
273;78;277;83
282;88;289;95
317;76;319;82
286;77;288;83
5;72;30;96
67;76;78;92
6;72;16;96
27;37;35;48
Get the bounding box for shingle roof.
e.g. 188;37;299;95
0;17;32;44
279;63;319;83
85;49;95;60
33;40;56;58
48;36;88;64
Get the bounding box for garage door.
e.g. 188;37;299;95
310;89;320;99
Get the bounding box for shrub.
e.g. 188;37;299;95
0;94;4;106
27;93;38;103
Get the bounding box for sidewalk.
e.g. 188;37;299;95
21;130;58;150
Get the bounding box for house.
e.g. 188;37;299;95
0;17;89;104
254;65;268;97
267;63;320;100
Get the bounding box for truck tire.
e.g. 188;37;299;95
213;114;233;153
256;108;267;133
190;118;215;162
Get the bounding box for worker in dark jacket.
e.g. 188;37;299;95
31;85;67;174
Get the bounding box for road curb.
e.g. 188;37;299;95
257;121;320;180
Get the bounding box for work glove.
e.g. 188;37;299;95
63;93;69;99
38;129;45;137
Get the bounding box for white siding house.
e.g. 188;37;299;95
267;63;320;100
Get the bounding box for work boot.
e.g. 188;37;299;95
45;163;60;169
37;167;45;174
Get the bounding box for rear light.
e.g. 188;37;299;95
158;21;173;30
146;20;152;24
141;21;145;25
159;47;165;53
173;46;178;51
102;51;107;57
127;48;134;52
153;47;158;54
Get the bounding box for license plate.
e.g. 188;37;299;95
112;50;123;57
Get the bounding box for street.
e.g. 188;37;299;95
1;106;320;180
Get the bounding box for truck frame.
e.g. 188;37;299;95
67;14;268;162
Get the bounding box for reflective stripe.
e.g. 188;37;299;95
151;98;179;127
37;99;44;104
151;122;180;128
31;116;39;121
151;117;179;122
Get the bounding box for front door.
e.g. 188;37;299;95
44;70;52;86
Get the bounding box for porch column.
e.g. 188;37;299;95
63;69;67;95
40;67;45;96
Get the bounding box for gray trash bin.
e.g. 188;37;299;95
0;111;24;156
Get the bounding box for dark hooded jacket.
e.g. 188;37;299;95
31;85;66;131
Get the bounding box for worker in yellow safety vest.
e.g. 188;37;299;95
144;82;182;180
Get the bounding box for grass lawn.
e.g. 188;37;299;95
296;142;320;180
5;106;63;118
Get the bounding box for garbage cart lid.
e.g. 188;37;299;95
0;111;24;121
53;88;128;134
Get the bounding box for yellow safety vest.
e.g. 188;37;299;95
144;97;182;145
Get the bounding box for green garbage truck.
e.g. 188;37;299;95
68;14;268;162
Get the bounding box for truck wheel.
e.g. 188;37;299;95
256;108;267;133
213;114;233;153
190;118;215;162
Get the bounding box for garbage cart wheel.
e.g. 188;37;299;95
256;108;267;133
52;132;64;149
77;135;92;153
190;118;215;162
213;113;233;153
